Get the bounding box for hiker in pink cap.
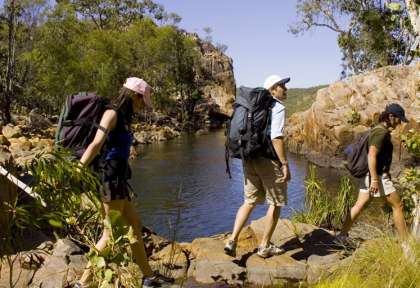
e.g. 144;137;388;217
75;77;174;288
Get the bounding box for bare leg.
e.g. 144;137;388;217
260;205;280;247
122;200;153;277
230;202;256;242
385;192;408;240
79;201;125;285
341;192;371;235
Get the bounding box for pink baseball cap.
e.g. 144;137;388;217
123;77;153;109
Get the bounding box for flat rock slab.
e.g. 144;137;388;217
246;254;307;285
250;218;317;249
307;253;343;284
189;235;246;285
0;256;36;288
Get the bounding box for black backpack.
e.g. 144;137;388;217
225;87;277;177
55;92;108;159
343;130;370;178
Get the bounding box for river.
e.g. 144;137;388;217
131;130;347;242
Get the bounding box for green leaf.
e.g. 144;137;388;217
92;256;106;268
387;3;401;11
48;219;63;228
104;269;114;282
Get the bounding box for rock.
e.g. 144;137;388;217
2;124;22;139
143;226;171;256
286;65;420;167
30;255;69;288
52;239;83;257
0;135;10;146
0;255;36;288
29;108;53;130
195;129;209;136
188;235;246;285
246;254;307;285
250;218;316;248
0;145;13;166
307;253;342;284
149;243;189;280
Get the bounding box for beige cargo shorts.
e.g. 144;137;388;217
359;173;396;197
243;157;287;206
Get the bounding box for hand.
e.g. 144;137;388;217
280;164;291;182
369;180;379;195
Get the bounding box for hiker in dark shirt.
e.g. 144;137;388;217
337;103;409;242
75;78;173;288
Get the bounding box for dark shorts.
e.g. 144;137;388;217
100;159;133;202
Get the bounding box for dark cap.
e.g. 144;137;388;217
385;103;408;122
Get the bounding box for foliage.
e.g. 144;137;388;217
1;1;202;123
292;165;355;230
346;109;361;126
290;0;418;77
314;237;420;287
0;148;102;258
398;168;420;221
285;85;327;117
87;210;141;288
401;130;420;157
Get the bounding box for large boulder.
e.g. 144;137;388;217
287;64;420;168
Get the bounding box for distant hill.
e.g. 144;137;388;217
236;85;327;118
286;85;327;117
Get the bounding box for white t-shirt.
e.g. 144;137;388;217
270;99;286;140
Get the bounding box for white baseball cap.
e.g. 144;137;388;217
263;75;290;90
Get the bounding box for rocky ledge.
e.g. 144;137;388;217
0;112;181;167
286;64;420;170
0;217;361;288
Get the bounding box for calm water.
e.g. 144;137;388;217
131;130;346;242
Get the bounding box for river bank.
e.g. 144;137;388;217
0;217;371;288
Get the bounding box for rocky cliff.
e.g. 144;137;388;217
193;35;236;118
286;64;420;168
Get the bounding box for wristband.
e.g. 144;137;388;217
371;179;379;183
281;161;288;165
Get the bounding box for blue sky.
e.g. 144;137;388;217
157;0;343;88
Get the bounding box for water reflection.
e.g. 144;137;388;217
131;130;345;242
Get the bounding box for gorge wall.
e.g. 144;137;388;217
286;64;420;168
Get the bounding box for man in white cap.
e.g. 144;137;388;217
224;75;291;258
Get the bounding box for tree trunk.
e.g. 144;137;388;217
3;0;16;124
405;0;420;36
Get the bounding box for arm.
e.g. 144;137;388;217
79;109;117;166
272;137;290;181
367;145;380;193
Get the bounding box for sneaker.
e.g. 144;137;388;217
224;239;237;256
73;282;86;288
257;243;285;258
142;271;175;287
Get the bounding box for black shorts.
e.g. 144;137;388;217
100;159;133;202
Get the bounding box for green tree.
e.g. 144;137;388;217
290;0;417;77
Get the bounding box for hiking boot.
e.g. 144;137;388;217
257;243;285;258
224;239;237;256
142;271;174;287
402;241;416;264
334;233;350;245
73;282;87;288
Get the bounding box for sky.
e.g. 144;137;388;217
156;0;344;88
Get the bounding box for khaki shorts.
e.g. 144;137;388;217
243;157;287;206
360;174;396;197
